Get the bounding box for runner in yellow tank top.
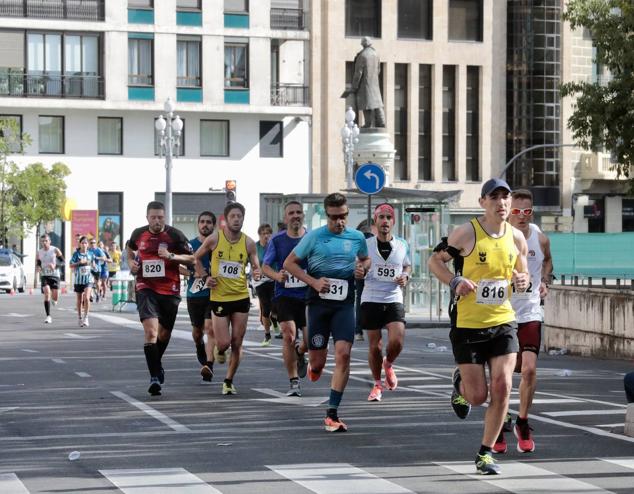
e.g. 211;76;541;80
194;202;261;396
428;178;529;475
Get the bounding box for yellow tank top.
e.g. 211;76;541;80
210;230;250;302
455;218;517;328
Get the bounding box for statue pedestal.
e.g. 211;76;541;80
354;128;395;187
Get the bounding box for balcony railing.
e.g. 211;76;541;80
0;0;105;21
270;8;305;30
177;75;201;88
0;70;104;99
271;83;309;106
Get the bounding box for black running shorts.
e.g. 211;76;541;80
41;276;60;290
276;295;306;328
449;322;518;365
210;297;250;317
187;297;212;328
255;281;275;318
136;289;181;331
359;302;406;330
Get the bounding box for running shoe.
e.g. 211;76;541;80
287;380;302;397
196;345;207;366
158;366;165;384
324;416;348;432
148;377;162;396
44;316;52;324
514;420;535;453
275;333;283;339
222;382;237;395
260;337;271;347
450;367;471;419
493;431;507;454
355;332;365;341
213;345;226;364
296;346;308;379
367;384;383;402
200;364;213;384
475;452;500;475
383;357;398;390
78;318;83;327
83;316;90;327
307;363;322;382
51;300;57;307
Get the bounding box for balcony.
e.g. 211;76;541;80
0;70;104;99
270;8;305;30
580;153;624;180
270;83;308;106
0;0;104;21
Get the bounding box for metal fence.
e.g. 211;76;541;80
270;7;304;30
270;84;309;106
0;71;104;99
0;0;105;21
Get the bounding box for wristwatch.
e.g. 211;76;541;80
169;253;175;260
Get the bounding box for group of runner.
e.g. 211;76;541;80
41;176;552;476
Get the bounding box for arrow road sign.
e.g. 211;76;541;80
354;162;385;195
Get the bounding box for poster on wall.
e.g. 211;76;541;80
99;215;121;246
37;219;63;250
71;210;99;247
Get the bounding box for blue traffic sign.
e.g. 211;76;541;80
354;162;386;195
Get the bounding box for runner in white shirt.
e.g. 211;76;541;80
494;189;553;454
359;203;412;402
36;234;65;324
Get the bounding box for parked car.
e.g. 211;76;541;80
0;250;27;293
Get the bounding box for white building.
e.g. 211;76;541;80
0;0;311;278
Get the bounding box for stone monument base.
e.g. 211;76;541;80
353;128;395;187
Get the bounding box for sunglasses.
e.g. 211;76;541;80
510;208;533;216
327;212;349;221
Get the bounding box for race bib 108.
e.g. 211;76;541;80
319;278;348;301
219;260;242;279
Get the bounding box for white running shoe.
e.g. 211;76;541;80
83;316;90;327
44;316;52;324
51;300;57;307
78;318;84;327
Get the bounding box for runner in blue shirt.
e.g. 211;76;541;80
70;236;96;327
262;201;309;397
284;193;370;432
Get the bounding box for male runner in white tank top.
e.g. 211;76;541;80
494;189;552;454
37;234;65;324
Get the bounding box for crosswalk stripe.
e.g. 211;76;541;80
0;473;29;494
100;468;222;493
267;463;414;494
438;461;612;493
508;398;582;405
543;409;625;417
600;458;634;470
111;391;192;433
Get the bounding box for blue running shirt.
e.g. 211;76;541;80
263;230;308;300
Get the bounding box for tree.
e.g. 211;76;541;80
561;0;634;181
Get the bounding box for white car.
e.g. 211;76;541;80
0;250;27;293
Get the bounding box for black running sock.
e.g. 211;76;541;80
516;416;528;426
478;445;492;456
224;378;232;386
264;333;271;341
290;377;299;385
157;338;169;358
143;343;161;378
326;408;338;420
205;361;214;369
44;301;50;316
196;342;205;355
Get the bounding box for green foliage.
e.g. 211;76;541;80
561;0;634;180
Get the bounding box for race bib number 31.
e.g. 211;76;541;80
319;278;348;301
374;263;401;282
476;279;508;305
142;259;165;278
219;260;242;279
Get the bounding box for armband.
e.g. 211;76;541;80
432;237;448;253
449;276;466;291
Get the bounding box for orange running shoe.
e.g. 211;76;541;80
324;416;348;432
493;430;507;454
383;357;398;390
308;363;322;382
514;420;535;453
367;384;383;401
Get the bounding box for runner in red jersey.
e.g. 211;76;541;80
127;201;192;396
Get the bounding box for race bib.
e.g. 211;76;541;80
79;265;91;276
252;274;271;287
190;277;207;294
285;272;307;288
142;259;165;278
219;260;242;279
374;263;402;282
512;279;534;300
319;278;348;301
476;279;509;305
42;266;57;277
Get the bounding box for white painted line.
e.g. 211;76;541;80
111;391;191;433
409;384;454;389
596;423;624;428
100;468;222;494
52;358;65;364
0;407;18;414
600;458;634;470
390;376;440;382
0;473;29;493
508;398;582;405
253;388;329;408
268;463;414;494
64;332;96;339
543;409;626;417
21;349;38;353
439;461;611;493
535;390;628;408
75;372;91;378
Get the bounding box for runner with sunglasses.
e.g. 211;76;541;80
494;189;553;454
284;193;370;432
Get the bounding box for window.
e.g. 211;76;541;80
346;0;381;38
64;34;99;97
177;37;201;87
98;117;123;155
394;63;408;181
442;66;456;181
201;120;229;157
0;115;23;153
224;41;248;88
39;115;64;154
418;65;432;181
155;118;185;157
128;37;153;86
225;0;248;13
398;0;432;39
260;121;283;158
466;66;480;181
129;0;153;7
449;0;482;42
177;0;201;9
27;32;62;95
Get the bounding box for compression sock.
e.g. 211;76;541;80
44;301;50;316
143;343;161;377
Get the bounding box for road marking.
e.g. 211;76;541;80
509;398;582;405
100;468;222;493
409;384;454;389
596;423;624;427
543;409;626;417
52;358;65;364
0;407;18;414
600;458;634;470
1;313;30;318
65;332;96;339
389;376;440;381
0;473;29;493
268;463;414;494
253;388;328;407
439;461;611;493
75;372;91;378
111;391;191;433
21;349;38;353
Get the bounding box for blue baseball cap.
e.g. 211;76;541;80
481;178;512;197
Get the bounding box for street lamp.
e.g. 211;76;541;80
155;98;183;226
341;106;360;189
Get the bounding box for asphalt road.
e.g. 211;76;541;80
1;292;633;493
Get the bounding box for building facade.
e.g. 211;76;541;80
0;0;311;275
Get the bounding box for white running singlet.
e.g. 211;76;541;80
361;235;411;304
511;223;544;323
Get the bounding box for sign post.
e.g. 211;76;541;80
354;162;386;227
